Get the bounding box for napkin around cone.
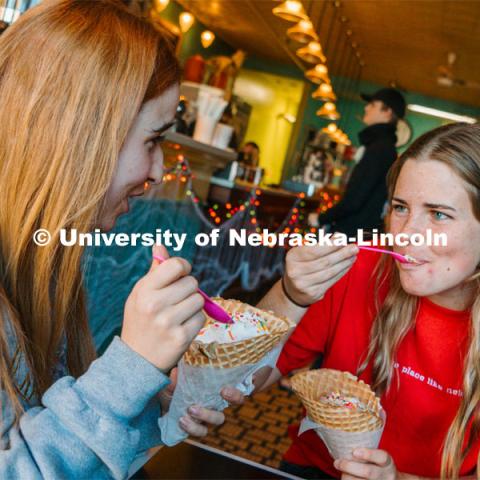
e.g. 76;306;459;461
159;298;295;446
291;369;386;460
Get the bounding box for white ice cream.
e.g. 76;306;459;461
196;310;269;344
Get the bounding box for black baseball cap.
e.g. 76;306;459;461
360;88;406;119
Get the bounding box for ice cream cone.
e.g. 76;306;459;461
291;369;385;459
184;298;294;368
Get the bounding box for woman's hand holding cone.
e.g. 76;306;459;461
159;368;245;438
179;385;245;438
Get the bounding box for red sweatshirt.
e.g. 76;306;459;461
276;250;478;478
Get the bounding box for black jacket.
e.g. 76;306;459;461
317;123;398;238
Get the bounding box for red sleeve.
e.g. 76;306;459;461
276;267;351;376
276;249;381;376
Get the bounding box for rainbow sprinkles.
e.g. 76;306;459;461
196;310;270;344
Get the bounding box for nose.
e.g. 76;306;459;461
148;147;165;185
398;212;428;240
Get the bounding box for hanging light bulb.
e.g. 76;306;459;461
179;12;194;33
316;102;340;120
322;122;337;136
305;64;329;84
287;19;318;43
153;0;169;13
332;129;343;143
201;30;215;48
312;82;337;102
272;1;308;22
331;129;347;144
296;41;326;64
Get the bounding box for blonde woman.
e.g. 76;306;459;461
0;1;256;477
255;123;480;479
0;1;357;477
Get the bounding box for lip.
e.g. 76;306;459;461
398;256;430;270
119;185;147;215
125;186;147;208
398;261;427;270
394;251;430;266
128;190;146;198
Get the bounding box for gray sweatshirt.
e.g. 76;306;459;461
0;336;170;479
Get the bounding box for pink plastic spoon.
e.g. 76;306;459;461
357;246;420;264
152;254;233;324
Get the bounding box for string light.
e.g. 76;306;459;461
160;156;340;230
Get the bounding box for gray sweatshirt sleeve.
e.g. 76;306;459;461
0;336;170;479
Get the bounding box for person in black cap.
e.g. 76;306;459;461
310;87;406;237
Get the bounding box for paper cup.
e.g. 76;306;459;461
299;411;386;460
211;123;234;149
193;115;218;144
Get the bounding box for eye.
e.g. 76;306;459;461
151;134;166;145
392;203;408;214
431;210;452;221
146;135;166;151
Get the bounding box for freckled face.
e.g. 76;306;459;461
98;84;179;231
389;158;480;307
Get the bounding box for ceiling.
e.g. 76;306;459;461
175;0;480;109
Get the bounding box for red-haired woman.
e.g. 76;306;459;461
0;1;249;477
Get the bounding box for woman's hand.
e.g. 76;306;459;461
334;448;398;480
121;246;205;373
282;241;358;306
179;386;245;438
159;368;245;438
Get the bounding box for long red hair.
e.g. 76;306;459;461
0;0;180;415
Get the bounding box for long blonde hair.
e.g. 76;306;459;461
359;123;480;478
0;0;180;414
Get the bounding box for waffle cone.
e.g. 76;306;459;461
291;369;383;432
183;298;294;368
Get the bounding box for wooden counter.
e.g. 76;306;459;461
208;178;342;230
